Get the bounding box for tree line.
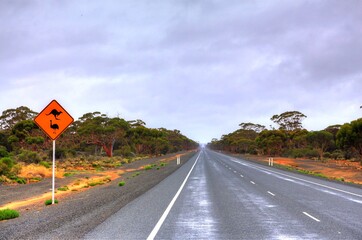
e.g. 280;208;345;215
0;106;199;161
208;111;362;162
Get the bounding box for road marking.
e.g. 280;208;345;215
147;152;201;240
267;191;275;196
240;174;244;178
250;181;255;185
233;171;237;173
232;160;362;198
303;212;320;222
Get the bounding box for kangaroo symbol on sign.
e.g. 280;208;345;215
46;109;62;120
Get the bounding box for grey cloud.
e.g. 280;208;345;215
1;0;361;142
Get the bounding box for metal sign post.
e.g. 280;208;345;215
34;100;73;205
52;140;56;204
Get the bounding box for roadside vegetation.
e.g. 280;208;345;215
0;106;198;184
45;199;58;206
0;208;20;221
208;111;362;163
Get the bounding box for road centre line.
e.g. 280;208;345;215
240;174;244;178
303;212;320;222
232;160;362;198
267;191;275;196
250;181;256;185
147;152;201;240
268;191;275;197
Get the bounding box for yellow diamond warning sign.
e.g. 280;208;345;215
34;100;74;140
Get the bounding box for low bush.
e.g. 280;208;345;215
0;157;14;176
323;152;332;159
132;172;141;177
118;181;125;186
57;186;69;191
0;146;9;158
286;148;320;159
144;165;153;170
63;172;75;177
331;150;345;160
48;148;66;159
17;150;42;164
39;161;51;169
88;181;104;187
0;209;20;221
13;177;26;184
45;199;59;205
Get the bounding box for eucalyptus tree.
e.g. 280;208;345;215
271;111;307;131
336;118;362;160
306;130;334;160
76;112;129;157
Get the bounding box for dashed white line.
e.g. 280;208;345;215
240;174;244;178
250;181;256;185
233;171;237;173
267;191;275;196
303;212;320;222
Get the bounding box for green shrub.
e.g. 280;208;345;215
0;209;20;221
331;150;344;160
144;165;153;170
323;152;332;159
0;146;9;158
305;149;319;159
0;157;14;176
39;161;51;169
48;148;66;159
118;181;125;186
17;150;41;164
57;186;69;191
131;172;141;177
45;199;58;205
14;177;26;184
63;172;75;177
336;177;345;182
88;181;104;187
159;162;167;167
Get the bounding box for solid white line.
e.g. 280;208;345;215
303;212;320;222
232;160;362;198
267;191;275;196
147;152;201;240
250;181;256;185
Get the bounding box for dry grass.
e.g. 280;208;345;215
18;164;64;180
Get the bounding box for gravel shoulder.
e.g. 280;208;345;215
0;151;197;240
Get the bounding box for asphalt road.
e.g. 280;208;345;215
84;149;362;239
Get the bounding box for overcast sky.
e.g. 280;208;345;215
1;0;361;143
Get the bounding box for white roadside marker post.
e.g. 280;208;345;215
177;156;180;165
